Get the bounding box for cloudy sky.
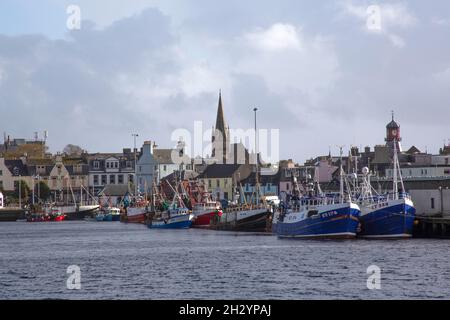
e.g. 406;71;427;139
0;0;449;162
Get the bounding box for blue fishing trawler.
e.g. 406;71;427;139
274;150;361;239
356;137;416;239
148;207;195;229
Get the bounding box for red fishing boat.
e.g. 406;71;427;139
192;201;222;227
27;208;66;222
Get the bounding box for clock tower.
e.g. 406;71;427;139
385;111;402;152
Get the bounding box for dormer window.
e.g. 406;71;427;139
93;161;100;169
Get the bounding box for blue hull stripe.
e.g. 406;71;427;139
148;220;193;229
359;204;416;238
276;207;360;239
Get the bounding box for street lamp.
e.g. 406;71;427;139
253;107;259;205
132;133;139;196
18;175;21;209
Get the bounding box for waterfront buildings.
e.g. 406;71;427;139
87;149;137;195
136;140;192;194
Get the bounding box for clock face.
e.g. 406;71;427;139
392;130;397;136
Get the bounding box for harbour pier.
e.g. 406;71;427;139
414;216;450;239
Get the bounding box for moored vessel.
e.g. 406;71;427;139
148;207;195;229
356;140;416;239
274;150;361;239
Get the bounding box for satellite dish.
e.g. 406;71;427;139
362;167;370;175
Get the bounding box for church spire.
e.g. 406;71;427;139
215;90;227;134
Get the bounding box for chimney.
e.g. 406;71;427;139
143;141;154;156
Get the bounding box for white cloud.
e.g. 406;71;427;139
388;34;406;48
340;1;417;48
243;23;302;51
236;24;339;105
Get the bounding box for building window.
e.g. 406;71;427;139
52;177;57;188
93;175;99;185
126;161;132;168
94;161;100;169
163;165;167;171
118;174;124;184
224;192;229;200
129;174;134;183
106;162;110;169
110;175;116;185
101;175;107;185
154;166;158;171
431;198;435;210
445;170;450;175
208;180;212;188
216;179;220;188
139;166;142;173
446;158;449;165
0;181;3;189
0;170;2;176
286;183;290;191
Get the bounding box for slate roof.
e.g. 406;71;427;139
4;160;29;176
98;185;131;197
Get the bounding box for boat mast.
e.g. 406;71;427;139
393;138;398;199
254;107;259;205
339;146;345;203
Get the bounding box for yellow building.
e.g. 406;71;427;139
198;164;252;201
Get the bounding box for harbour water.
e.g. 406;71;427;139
1;222;450;300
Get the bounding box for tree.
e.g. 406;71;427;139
63;144;84;156
35;181;51;201
14;180;31;203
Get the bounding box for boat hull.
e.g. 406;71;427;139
192;210;217;227
60;205;100;221
122;207;148;224
148;214;194;229
210;208;271;232
358;199;416;239
276;204;360;239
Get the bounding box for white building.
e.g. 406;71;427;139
136;141;192;194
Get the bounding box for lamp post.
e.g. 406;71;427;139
253;107;259;205
18;176;22;208
132;133;139;196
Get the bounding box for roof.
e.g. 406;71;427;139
4;160;29;176
199;164;253;180
153;149;191;165
163;170;199;182
98;185;131;197
153;149;174;164
386;120;400;129
241;171;281;185
25;158;54;166
406;146;421;155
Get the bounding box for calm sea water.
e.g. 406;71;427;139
0;221;449;300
